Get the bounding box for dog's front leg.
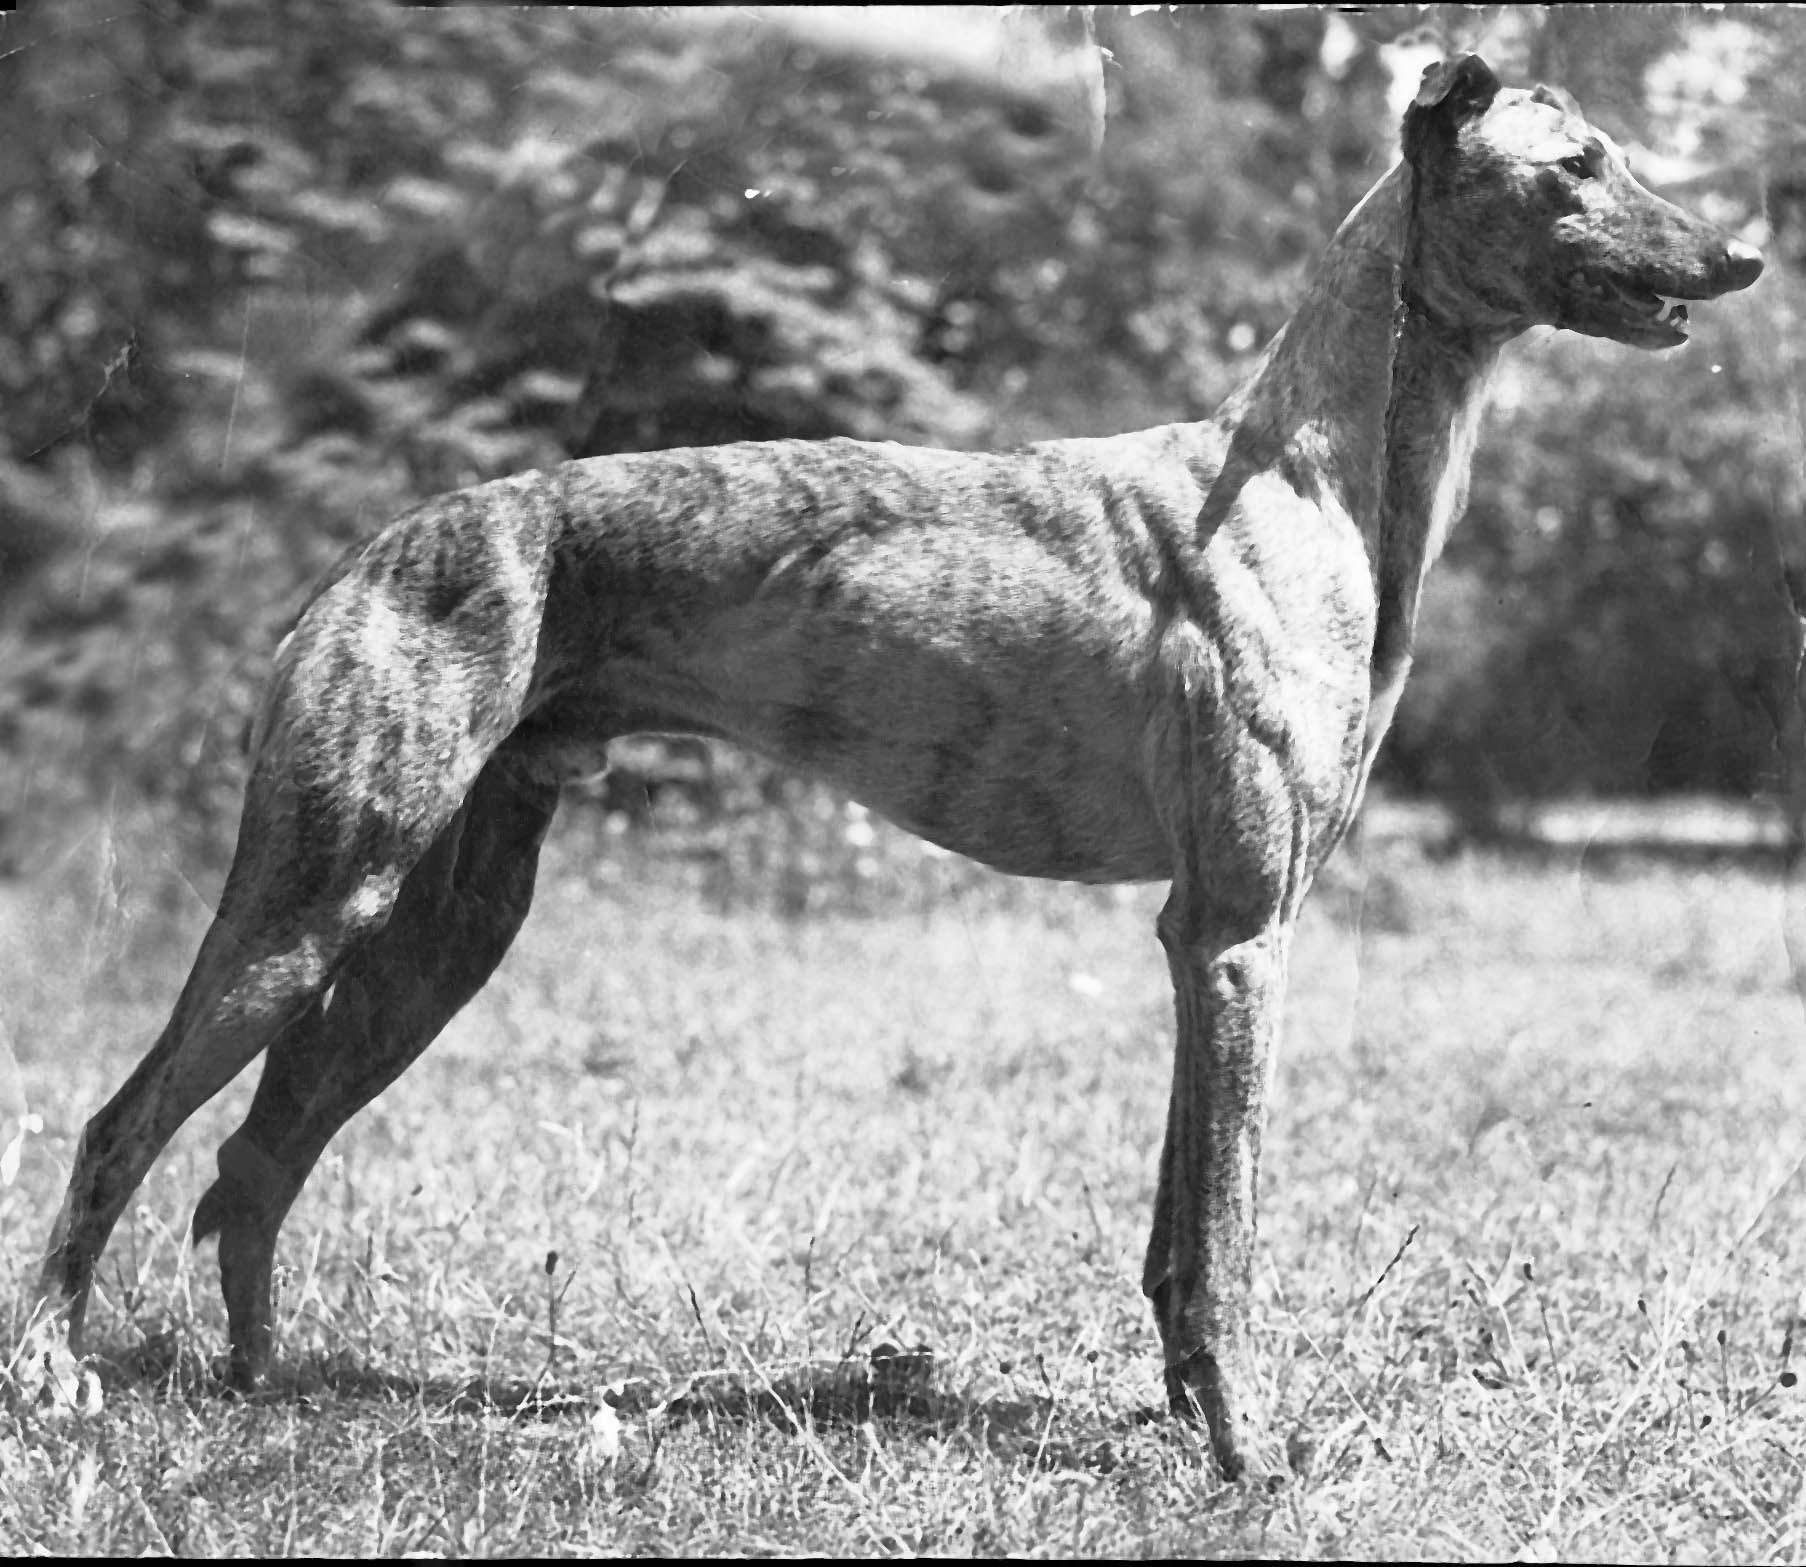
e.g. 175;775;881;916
1143;868;1295;1483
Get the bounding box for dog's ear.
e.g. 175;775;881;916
1402;54;1501;169
1413;54;1501;117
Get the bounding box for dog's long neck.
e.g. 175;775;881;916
1368;295;1507;724
1207;159;1513;736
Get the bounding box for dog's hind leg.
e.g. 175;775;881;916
38;803;420;1350
40;474;559;1349
190;754;559;1384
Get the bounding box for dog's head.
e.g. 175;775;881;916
1401;54;1763;348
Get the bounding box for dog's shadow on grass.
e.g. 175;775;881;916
98;1335;1157;1474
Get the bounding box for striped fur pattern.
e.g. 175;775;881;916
41;55;1761;1480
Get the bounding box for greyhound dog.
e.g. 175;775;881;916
39;56;1762;1478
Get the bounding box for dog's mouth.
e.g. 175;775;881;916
1563;270;1695;347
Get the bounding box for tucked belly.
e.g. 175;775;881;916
575;527;1174;883
771;684;1173;885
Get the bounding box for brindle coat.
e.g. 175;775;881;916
41;56;1762;1478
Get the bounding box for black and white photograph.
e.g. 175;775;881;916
0;3;1800;1555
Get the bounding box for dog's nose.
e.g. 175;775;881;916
1722;238;1764;291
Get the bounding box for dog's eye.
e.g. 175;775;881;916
1560;152;1594;179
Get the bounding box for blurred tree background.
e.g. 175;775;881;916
0;1;1800;881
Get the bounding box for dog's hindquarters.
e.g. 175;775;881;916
191;752;559;1383
40;473;564;1352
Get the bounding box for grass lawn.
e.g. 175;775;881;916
2;809;1803;1556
